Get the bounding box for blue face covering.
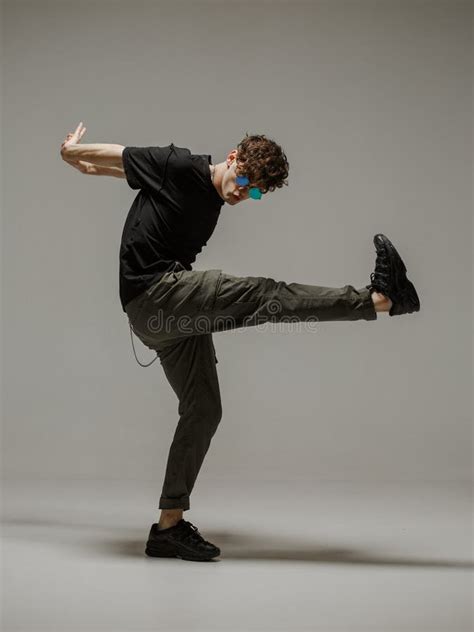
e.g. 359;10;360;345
235;175;263;200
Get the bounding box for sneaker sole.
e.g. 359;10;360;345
373;234;420;315
145;542;220;562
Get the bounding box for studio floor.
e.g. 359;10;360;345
2;478;472;632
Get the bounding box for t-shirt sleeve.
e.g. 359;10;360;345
122;144;174;194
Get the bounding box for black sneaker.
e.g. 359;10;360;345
145;519;221;561
367;233;420;317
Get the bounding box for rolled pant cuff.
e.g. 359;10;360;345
159;496;190;511
359;285;377;321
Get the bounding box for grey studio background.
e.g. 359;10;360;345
2;1;472;632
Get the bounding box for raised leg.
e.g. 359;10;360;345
127;268;378;348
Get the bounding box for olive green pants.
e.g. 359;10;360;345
125;263;377;511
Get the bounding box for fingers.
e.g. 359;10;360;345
68;121;87;144
61;132;74;148
60;122;86;160
60;123;86;154
76;121;87;138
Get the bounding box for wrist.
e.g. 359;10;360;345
60;143;73;159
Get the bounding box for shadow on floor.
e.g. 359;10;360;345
2;517;472;569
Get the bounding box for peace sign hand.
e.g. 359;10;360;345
60;123;94;173
61;121;87;151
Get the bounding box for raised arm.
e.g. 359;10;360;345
62;142;125;167
60;122;125;170
63;155;126;178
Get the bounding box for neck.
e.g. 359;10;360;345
210;162;225;201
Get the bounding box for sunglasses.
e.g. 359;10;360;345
235;175;263;200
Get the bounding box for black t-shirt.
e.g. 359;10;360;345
119;143;225;312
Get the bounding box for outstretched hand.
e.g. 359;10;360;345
59;123;125;177
61;122;93;173
61;121;86;152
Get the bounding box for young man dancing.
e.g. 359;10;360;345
61;122;420;562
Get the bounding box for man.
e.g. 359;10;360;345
61;122;420;562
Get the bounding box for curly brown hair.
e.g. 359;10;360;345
235;133;289;195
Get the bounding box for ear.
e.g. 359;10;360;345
226;149;238;166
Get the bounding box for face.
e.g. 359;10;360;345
221;150;262;206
